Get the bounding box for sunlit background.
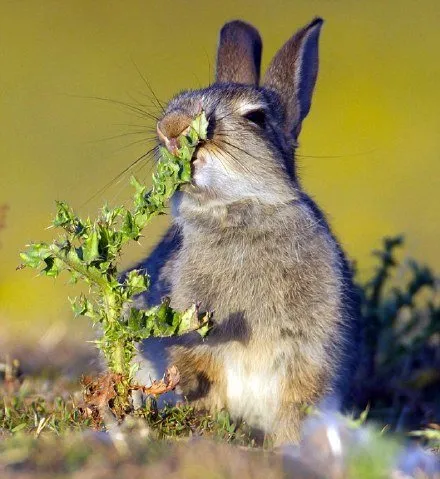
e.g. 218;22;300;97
1;1;439;345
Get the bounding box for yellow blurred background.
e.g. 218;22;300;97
1;1;439;342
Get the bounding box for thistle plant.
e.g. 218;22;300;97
20;112;209;378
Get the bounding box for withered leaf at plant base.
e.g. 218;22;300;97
81;367;181;426
138;365;181;397
82;373;118;410
81;373;125;426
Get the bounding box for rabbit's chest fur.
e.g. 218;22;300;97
169;201;345;429
172;201;342;339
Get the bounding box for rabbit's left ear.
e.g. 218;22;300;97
216;20;262;86
263;18;323;139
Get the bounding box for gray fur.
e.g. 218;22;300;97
130;19;360;444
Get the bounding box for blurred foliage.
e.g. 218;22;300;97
355;236;440;431
411;427;440;454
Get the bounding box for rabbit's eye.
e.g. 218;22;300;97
243;109;266;128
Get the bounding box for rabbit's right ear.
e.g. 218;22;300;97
263;18;323;139
216;20;262;86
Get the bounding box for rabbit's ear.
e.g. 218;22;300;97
263;18;323;138
216;20;262;86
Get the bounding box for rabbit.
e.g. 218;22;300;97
131;18;361;445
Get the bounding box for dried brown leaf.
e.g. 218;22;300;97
139;365;180;396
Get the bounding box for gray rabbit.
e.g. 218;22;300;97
131;18;361;444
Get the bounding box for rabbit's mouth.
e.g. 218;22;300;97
186;142;244;198
192;146;207;170
188;145;211;189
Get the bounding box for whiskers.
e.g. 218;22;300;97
295;148;378;160
78;66;165;209
130;59;166;114
81;122;159;208
81;144;159;208
211;133;259;177
68;93;160;122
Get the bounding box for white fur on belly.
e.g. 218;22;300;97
224;354;282;432
137;337;283;431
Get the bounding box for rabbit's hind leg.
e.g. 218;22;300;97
273;362;330;445
169;344;228;413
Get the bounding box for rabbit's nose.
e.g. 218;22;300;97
157;110;192;155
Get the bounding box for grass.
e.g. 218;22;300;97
1;237;439;477
0;370;253;443
0;372;262;478
1;373;437;477
1;376;88;436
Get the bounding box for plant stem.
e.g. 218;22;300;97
112;340;126;376
103;289;127;375
50;245;108;288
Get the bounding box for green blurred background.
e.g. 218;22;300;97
1;1;439;341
